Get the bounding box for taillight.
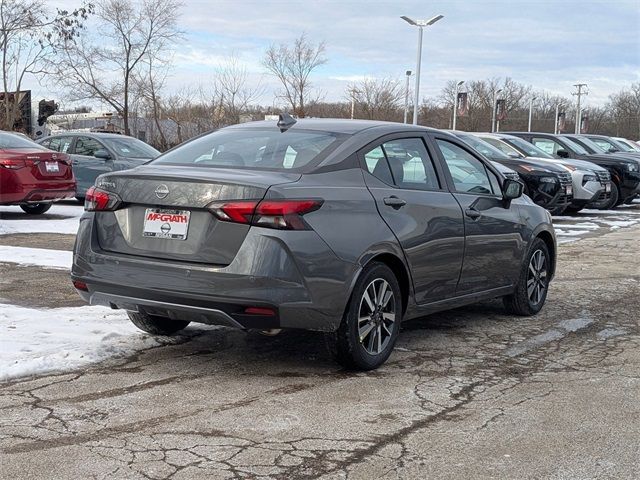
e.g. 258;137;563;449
0;158;26;169
85;186;122;211
209;199;323;230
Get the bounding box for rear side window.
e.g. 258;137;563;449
44;136;74;153
364;146;394;184
436;140;495;195
154;129;340;172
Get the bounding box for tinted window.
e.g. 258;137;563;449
74;137;103;156
560;137;589;155
103;137;159;158
364;146;394;184
590;137;618;152
436;140;494;195
154;129;340;172
382;138;439;190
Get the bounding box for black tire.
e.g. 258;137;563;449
503;237;551;316
334;262;402;370
614;184;625;207
564;205;584;214
127;311;190;335
20;203;52;215
600;183;619;210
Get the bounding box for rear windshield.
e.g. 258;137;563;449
103;137;160;159
153;128;341;171
0;132;44;150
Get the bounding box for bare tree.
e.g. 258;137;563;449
50;0;182;135
0;0;90;131
347;77;404;121
263;33;327;117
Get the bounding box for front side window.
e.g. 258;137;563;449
481;137;522;157
591;138;617;152
154;129;341;172
74;137;103;156
506;136;554;159
382;138;440;190
531;138;563;156
436;139;494;195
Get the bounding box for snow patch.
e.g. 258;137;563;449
0;204;83;235
0;245;72;270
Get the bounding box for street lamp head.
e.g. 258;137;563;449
457;80;465;87
496;89;503;95
401;14;444;27
425;14;444;26
406;70;412;76
400;15;417;26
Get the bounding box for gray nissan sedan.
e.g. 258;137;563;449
72;117;556;370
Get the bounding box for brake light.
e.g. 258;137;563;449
208;199;323;230
0;157;26;169
85;186;122;211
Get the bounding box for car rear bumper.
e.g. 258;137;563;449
0;185;76;204
72;214;359;332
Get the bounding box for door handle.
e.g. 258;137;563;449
383;196;407;208
465;208;482;220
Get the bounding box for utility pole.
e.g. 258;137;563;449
572;83;588;134
403;70;412;124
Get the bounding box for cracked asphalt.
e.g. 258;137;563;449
1;222;639;479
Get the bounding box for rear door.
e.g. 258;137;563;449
431;135;525;295
71;136;112;195
360;135;464;304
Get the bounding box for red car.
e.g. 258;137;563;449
0;131;76;214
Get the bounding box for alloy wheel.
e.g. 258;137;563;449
527;249;548;306
357;278;396;355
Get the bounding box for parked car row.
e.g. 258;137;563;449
0;131;160;213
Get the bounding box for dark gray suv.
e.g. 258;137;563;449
72;118;556;370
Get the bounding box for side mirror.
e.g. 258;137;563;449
94;149;111;160
508;152;521;158
502;178;523;200
608;147;619;153
556;149;569;158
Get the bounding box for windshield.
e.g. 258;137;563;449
480;136;523;157
0;132;45;150
457;134;509;160
103;137;160;159
615;138;640;152
562;137;589;155
153;128;341;171
506;137;554;159
573;136;606;154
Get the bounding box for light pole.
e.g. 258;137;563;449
527;96;536;132
452;80;464;130
491;88;502;133
554;104;560;134
349;87;360;120
401;14;444;125
403;70;412;124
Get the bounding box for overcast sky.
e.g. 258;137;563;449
28;0;640;110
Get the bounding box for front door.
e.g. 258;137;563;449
431;136;525;295
360;136;465;304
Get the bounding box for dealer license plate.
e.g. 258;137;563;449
45;161;59;173
143;208;190;240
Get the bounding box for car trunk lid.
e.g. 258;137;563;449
94;165;301;266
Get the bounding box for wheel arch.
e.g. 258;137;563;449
361;252;412;316
535;229;556;278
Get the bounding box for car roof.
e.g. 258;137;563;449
226;118;440;135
